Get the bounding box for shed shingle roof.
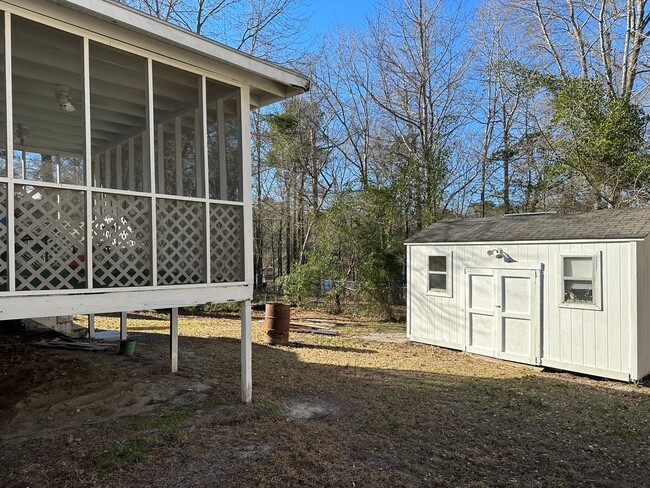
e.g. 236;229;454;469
405;209;650;244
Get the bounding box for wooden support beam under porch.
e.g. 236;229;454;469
170;307;178;373
84;307;249;400
241;299;252;404
165;303;252;403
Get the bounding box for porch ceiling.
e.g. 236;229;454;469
8;17;239;158
12;17;85;156
16;0;310;106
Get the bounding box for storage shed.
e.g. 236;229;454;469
0;0;309;402
405;209;650;382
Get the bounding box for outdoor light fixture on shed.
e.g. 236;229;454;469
487;248;504;259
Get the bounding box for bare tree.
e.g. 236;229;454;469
174;0;239;35
119;0;306;62
507;0;650;101
118;0;181;21
316;29;382;190
361;0;472;227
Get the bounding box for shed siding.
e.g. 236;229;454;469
636;240;650;379
408;241;634;379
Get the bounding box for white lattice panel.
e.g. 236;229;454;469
157;199;205;284
210;204;243;283
93;193;151;287
15;186;86;290
0;184;7;291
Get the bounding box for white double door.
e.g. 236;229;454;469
465;267;541;365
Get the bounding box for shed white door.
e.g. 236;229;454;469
466;267;540;365
466;268;496;357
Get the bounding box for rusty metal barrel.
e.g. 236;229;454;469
264;302;290;345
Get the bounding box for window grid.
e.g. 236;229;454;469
559;252;601;310
562;256;594;304
427;255;449;293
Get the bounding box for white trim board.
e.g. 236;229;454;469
540;359;631;382
463;261;543;271
0;284;253;320
0;281;250;298
407;336;464;351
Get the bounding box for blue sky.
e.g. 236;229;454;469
305;0;374;35
301;0;481;40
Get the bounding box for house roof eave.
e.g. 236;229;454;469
37;0;309;104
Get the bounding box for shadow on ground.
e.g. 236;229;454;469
1;325;649;488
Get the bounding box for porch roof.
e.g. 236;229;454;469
19;0;309;106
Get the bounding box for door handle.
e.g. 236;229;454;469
495;305;501;308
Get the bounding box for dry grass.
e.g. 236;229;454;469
2;309;650;487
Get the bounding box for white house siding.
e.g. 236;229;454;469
408;240;636;380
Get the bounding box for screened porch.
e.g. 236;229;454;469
0;12;246;297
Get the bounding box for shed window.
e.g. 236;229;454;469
560;252;601;309
428;255;449;293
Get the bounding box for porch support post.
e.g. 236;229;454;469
83;37;93;290
147;59;158;285
239;84;252;404
6;13;15;292
241;299;252;403
170;307;179;373
87;314;95;340
119;311;127;341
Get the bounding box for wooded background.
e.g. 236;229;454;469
121;0;650;317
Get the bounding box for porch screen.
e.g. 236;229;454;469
12;16;85;185
0;13;246;292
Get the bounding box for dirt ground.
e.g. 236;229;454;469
2;309;650;487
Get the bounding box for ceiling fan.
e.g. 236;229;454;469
14;123;30;146
55;84;76;113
